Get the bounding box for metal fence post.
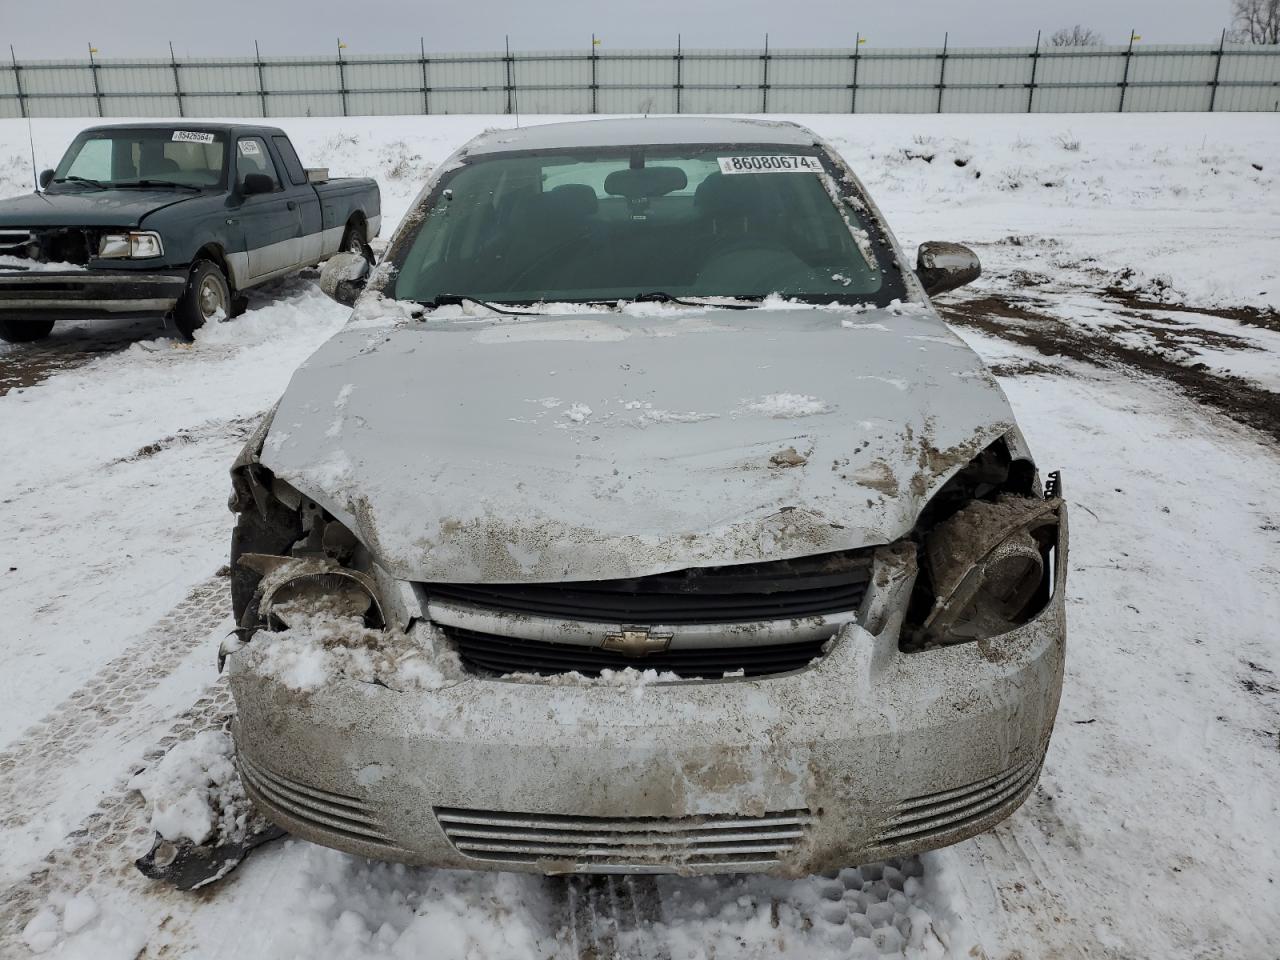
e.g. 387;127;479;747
674;34;683;114
1209;28;1226;112
9;45;27;120
589;34;598;114
936;32;948;113
88;43;103;117
254;41;268;117
850;33;861;113
337;39;349;116
169;41;184;117
761;33;770;113
1026;30;1040;112
503;36;514;115
1118;30;1135;112
419;38;430;115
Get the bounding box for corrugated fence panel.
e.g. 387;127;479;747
681;49;763;114
769;50;854;114
1034;48;1127;112
595;50;675;115
855;50;938;113
428;51;508;114
943;47;1033;113
1217;46;1280;111
1;44;1277;117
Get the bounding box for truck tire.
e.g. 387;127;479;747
172;261;231;340
340;217;367;255
0;318;55;343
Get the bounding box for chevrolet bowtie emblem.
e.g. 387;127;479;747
601;627;673;658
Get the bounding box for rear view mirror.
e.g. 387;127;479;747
916;242;981;297
241;173;275;196
604;166;688;200
320;251;370;306
38;169;54;190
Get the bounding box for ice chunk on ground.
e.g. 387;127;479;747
128;729;251;846
21;907;59;953
61;893;98;935
744;393;835;418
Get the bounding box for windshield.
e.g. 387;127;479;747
392;144;904;307
52;128;226;189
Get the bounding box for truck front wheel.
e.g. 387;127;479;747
0;318;55;343
172;261;230;340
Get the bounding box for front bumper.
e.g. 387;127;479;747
228;519;1068;876
0;269;186;318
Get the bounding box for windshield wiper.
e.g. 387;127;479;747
52;175;108;190
423;294;542;316
116;179;202;192
629;292;758;311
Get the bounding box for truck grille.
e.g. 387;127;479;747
445;626;828;678
435;807;813;871
424;550;873;625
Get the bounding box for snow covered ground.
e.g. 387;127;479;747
1;112;1278;959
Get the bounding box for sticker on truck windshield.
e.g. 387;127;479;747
172;130;215;144
238;139;262;156
717;155;823;175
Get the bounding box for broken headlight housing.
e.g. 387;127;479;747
98;230;164;259
906;492;1063;648
255;560;386;632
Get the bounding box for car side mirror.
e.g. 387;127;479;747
241;173;275;196
38;169;55;190
320;251;371;306
915;242;981;297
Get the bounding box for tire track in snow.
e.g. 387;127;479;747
0;576;230;841
561;874;671;960
0;681;235;954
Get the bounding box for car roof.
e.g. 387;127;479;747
78;121;288;138
464;117;820;156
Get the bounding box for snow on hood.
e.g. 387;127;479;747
260;305;1014;583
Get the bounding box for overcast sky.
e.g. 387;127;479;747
4;0;1234;58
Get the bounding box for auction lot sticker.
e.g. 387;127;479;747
172;130;216;143
717;155;823;174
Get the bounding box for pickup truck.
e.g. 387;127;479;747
0;122;380;343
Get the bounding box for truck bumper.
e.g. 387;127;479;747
227;522;1069;876
0;269;186;318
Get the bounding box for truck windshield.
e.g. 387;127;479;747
392;145;905;307
52;129;226;190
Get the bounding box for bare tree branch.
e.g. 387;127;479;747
1230;0;1280;43
1049;25;1104;46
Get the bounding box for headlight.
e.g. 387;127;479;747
916;494;1062;645
260;565;385;631
98;231;164;259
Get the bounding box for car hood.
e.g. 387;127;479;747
261;305;1015;583
0;189;199;227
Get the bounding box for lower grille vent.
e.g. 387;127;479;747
435;807;813;870
446;626;827;679
873;755;1042;847
237;752;393;847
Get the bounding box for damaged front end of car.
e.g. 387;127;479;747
209;400;1069;878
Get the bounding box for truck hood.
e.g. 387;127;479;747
0;189;199;227
261;305;1015;583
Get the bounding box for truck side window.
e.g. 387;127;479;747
271;136;309;186
236;137;281;192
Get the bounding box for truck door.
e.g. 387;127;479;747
233;135;301;282
271;135;324;264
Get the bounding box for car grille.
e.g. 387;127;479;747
872;754;1043;848
237;751;393;847
445;626;828;678
435;807;813;870
423;550;873;625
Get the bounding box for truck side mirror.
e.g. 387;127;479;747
915;242;981;297
38;169;54;190
320;251;370;307
241;173;275;196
